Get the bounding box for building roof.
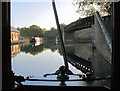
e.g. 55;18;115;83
11;26;20;32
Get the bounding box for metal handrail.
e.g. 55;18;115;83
25;77;110;82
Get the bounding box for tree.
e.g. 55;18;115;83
60;23;66;32
30;25;38;28
44;24;66;40
18;25;45;39
73;1;112;17
50;27;57;32
44;27;58;39
43;28;47;31
17;27;20;30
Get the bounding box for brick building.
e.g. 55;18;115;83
11;26;20;42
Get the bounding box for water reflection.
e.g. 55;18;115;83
11;40;111;87
21;43;45;56
11;42;59;56
11;44;20;58
65;43;111;79
11;41;91;77
65;43;92;60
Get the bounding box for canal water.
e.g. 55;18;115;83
11;41;111;87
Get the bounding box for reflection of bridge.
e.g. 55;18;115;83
67;54;93;74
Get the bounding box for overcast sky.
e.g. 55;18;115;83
11;0;80;30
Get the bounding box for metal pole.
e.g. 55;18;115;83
52;0;68;70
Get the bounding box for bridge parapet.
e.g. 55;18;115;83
64;16;94;32
64;14;111;33
102;15;111;22
91;12;112;62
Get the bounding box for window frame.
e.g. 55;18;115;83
2;1;120;91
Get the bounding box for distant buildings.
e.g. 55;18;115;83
11;27;21;57
11;26;20;42
34;37;43;46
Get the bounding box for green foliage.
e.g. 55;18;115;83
60;23;66;32
44;24;66;40
20;42;60;56
73;1;112;17
49;27;57;32
30;25;38;28
18;24;66;40
18;25;45;39
44;27;57;39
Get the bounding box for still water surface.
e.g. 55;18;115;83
11;42;88;78
11;41;111;87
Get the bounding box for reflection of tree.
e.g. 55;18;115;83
49;47;57;52
20;43;45;56
44;40;58;52
58;47;63;56
20;39;66;56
